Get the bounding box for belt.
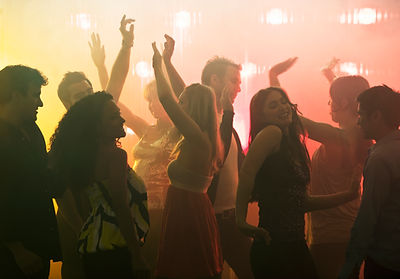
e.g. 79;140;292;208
215;208;235;219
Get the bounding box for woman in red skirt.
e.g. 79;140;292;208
152;43;224;279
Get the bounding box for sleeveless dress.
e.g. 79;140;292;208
155;160;223;278
250;136;318;279
78;167;149;254
132;127;176;210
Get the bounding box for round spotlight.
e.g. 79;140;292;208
174;11;191;29
135;61;152;78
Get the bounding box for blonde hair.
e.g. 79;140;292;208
175;83;223;173
143;80;157;101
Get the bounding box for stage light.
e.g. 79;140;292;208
174;11;191;29
266;9;288;25
71;13;92;30
135;61;153;79
340;62;358;75
241;62;258;78
357;8;377;25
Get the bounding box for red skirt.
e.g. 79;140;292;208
155;186;223;278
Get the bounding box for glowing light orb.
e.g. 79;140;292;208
174;11;191;29
135;61;152;78
241;62;258;78
340;62;358;75
357;8;377;25
266;9;287;25
72;13;92;30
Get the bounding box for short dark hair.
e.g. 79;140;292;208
0;65;48;104
330;75;369;114
58;71;93;108
201;56;241;86
358;85;400;128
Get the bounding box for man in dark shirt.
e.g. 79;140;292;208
0;65;61;278
339;85;400;279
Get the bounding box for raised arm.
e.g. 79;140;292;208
89;33;109;90
269;57;298;87
152;42;208;146
236;125;282;243
162;34;186;98
321;57;340;84
118;102;149;139
106;15;135;102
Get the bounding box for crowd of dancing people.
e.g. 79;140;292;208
1;15;400;279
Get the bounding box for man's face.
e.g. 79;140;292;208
223;66;242;102
15;82;43;124
211;65;242;106
67;80;93;108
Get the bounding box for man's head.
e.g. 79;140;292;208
0;65;48;124
201;57;241;110
357;85;400;140
58;72;93;109
329;75;370;124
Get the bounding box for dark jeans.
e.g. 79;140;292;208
250;239;319;279
364;257;400;279
216;209;254;279
82;247;135;279
0;245;50;279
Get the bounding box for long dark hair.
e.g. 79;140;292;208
50;92;114;193
249;87;310;178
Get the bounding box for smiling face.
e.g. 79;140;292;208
98;100;126;140
262;89;293;129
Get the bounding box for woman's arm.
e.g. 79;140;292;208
162;34;186;98
106;15;135;103
268;57;298;87
56;188;84;237
152;43;208;147
118;102;149;139
300;116;348;144
105;148;148;274
304;169;360;212
236;125;282;243
89;32;109;90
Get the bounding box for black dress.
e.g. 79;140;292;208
250;135;319;279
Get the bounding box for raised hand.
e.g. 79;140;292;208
152;42;162;69
321;57;340;83
162;34;175;63
120;14;135;48
88;33;106;68
322;57;340;72
270;57;298;76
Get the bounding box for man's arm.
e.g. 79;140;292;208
106;15;135;102
339;156;391;278
300;116;347;144
89;32;109;90
162;34;186;98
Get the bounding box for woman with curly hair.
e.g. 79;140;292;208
49;92;149;279
236;87;360;279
